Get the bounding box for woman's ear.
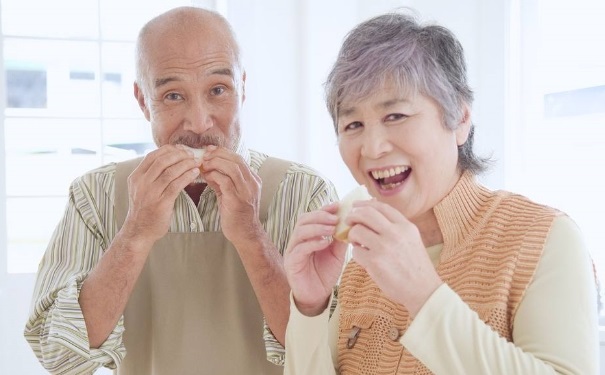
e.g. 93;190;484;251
455;104;472;146
241;71;247;103
134;82;151;121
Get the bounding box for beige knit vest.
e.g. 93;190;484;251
337;172;559;375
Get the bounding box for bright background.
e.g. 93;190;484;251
0;0;604;373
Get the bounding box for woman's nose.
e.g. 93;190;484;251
361;124;392;159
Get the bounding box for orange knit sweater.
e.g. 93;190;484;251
337;172;559;375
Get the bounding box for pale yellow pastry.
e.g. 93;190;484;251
334;185;372;242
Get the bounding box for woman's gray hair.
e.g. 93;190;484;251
325;12;490;174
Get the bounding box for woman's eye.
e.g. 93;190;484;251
386;113;407;122
343;122;363;132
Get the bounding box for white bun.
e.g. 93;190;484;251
334;185;372;242
181;145;206;160
181;145;206;183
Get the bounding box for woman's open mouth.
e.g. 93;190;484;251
370;166;411;190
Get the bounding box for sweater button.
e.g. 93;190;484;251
347;326;361;349
388;327;400;341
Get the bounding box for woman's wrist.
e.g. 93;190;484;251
293;295;330;317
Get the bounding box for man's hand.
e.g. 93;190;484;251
122;144;202;247
200;146;263;247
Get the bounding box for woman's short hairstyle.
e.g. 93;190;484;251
325;12;490;174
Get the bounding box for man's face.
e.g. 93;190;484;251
136;26;245;151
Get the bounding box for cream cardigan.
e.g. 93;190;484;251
284;175;599;374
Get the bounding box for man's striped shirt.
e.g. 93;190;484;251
24;148;339;374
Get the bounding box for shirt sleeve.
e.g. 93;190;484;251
264;169;340;365
402;215;600;374
23;171;126;374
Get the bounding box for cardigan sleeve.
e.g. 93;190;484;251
284;292;339;375
402;215;599;374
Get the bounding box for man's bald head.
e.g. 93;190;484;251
135;6;242;92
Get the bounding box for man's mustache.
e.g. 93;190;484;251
173;134;223;149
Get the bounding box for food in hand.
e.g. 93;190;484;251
334;185;372;242
181;145;206;182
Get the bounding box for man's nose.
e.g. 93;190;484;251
183;100;213;133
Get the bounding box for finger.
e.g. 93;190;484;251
137;145;199;185
295;209;339;227
131;145;174;179
352;199;407;224
320;202;340;214
129;149;199;205
286;237;335;264
345;205;392;235
287;214;341;256
202;162;254;203
292;223;337;245
202;148;254;192
160;167;201;201
203;169;238;199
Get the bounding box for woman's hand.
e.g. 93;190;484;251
284;203;348;316
345;200;443;317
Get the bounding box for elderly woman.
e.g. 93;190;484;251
283;12;599;375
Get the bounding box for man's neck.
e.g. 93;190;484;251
184;183;207;206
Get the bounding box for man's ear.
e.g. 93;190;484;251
134;82;151;121
455;104;472;146
241;71;247;103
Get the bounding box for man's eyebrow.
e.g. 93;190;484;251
209;68;234;77
154;76;180;89
153;68;235;89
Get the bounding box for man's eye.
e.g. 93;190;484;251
211;86;226;96
165;92;183;101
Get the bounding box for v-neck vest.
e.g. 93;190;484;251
337;172;558;374
113;156;288;375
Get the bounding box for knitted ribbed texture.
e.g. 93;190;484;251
337;172;559;375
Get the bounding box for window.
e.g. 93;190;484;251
0;1;216;373
508;0;605;318
1;0;204;274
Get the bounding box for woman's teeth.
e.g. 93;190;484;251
370;166;409;179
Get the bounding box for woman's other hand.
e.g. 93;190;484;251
284;203;348;316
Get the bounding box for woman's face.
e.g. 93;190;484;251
337;84;470;224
